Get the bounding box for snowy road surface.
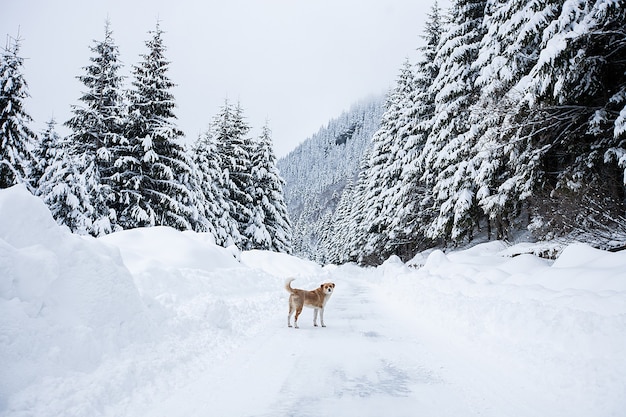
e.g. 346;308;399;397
2;187;625;417
136;270;595;417
144;276;470;417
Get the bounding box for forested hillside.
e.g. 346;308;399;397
348;0;626;264
281;0;626;265
278;97;384;261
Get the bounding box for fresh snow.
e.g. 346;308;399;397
1;185;625;416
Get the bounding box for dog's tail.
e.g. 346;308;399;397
284;278;296;294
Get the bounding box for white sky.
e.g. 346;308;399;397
1;0;448;157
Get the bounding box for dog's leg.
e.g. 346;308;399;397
320;307;326;327
294;306;302;329
288;300;294;327
313;308;319;327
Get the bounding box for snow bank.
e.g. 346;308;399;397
0;185;151;403
0;186;312;416
100;227;240;275
372;241;626;416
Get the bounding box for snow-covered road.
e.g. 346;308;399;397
138;275;461;417
135;271;571;417
143;277;439;416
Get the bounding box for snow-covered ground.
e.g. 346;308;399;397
1;184;625;416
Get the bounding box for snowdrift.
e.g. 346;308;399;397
0;185;151;401
0;185;320;415
377;240;626;416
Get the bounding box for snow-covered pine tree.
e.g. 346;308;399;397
246;123;292;252
0;35;36;190
192;128;236;243
356;60;417;264
344;148;374;264
65;20;125;236
211;100;253;248
518;0;626;238
37;126;94;234
32;118;60;190
419;0;487;244
466;0;561;240
122;22;199;231
326;178;356;264
387;2;444;258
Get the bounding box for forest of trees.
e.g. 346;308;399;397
276;0;626;264
312;0;626;265
0;21;292;253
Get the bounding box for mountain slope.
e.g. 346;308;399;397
278;96;384;261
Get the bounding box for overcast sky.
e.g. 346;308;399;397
2;0;448;157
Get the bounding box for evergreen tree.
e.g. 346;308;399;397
388;2;443;258
516;0;626;238
358;60;417;263
65;20;125;235
207;101;245;248
191;130;228;241
326;178;355;264
346;148;374;264
419;0;488;243
0;35;36;190
467;0;561;239
213;100;254;248
32;118;61;189
247;123;292;252
37;130;94;234
122;21;198;231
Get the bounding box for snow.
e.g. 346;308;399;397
1;184;626;416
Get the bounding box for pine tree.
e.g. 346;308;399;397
122;21;198;231
37;129;94;234
0;35;36;190
388;2;444;258
191;129;231;242
326;178;356;264
347;148;374;264
516;0;626;238
358;60;417;263
419;0;488;243
247;123;292;252
212;100;254;248
65;20;125;235
467;0;561;239
209;100;252;245
32;118;60;189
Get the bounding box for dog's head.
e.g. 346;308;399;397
320;282;335;295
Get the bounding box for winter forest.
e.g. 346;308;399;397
0;21;291;253
282;0;626;265
2;0;626;266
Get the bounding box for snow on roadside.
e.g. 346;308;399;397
371;242;626;416
0;186;314;416
0;185;152;407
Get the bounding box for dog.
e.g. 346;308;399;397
285;278;335;329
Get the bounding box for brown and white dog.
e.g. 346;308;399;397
285;278;335;329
